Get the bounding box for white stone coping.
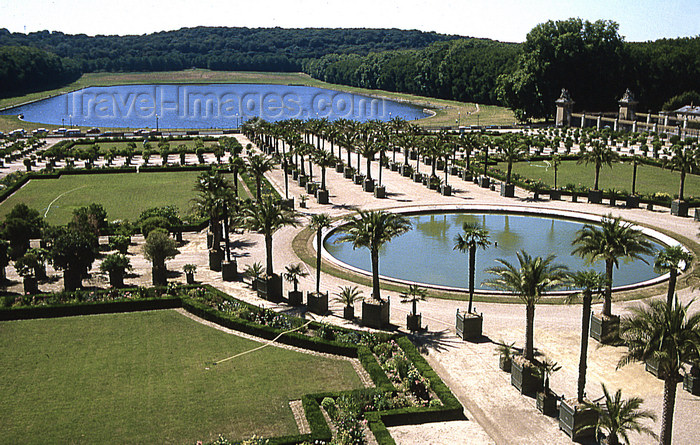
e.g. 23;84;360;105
319;204;683;296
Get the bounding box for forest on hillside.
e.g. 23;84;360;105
0;23;698;118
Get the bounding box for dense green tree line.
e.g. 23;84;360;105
0;45;80;98
0;23;699;117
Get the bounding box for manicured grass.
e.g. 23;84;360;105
0;171;249;225
495;159;700;199
0;70;514;132
72;139;219;154
0;310;363;444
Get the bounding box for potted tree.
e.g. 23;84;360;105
576;384;657;444
495;340;516;372
400;284;427;331
536;359;561;417
100;253;132;288
578;141;619;204
666;144;698;216
183;264;197;284
454;221;490;340
283;263;307;306
308;213;332;309
243;262;265;290
333;285;363;320
335;210;411;329
684;362;700;396
143;228;180;287
14;253;40;294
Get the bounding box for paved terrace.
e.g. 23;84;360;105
4;133;699;444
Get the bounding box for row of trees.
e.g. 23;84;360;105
0;45;80;98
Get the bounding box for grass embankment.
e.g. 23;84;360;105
0;69;514;132
0;310;362;444
495;159;700;199
0;170;250;225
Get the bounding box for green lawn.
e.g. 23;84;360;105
495;159;700;199
71;140;220;154
0;171;250;225
0;310;362;444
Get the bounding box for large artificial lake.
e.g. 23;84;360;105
324;212;668;292
0;84;429;128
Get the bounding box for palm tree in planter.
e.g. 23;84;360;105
229;156;247;210
536;358;561;416
579;384;657;445
498;135;526;197
577;140;619;203
453;221;491;339
240;195;298;301
243;261;265;290
143;228;180;287
183;264;197;284
335;210;412;328
100;253;132;288
484;250;569;394
400;284;428;331
313;149;336;204
572;214;654;343
618;297;700;445
247;153;275;202
495;340;517;372
308;213;332;311
654;245;693;307
664;143;699;216
283;263;308;306
334;285;363;320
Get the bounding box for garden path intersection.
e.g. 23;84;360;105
3;132;700;444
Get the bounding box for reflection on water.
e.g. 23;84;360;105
325;212;665;290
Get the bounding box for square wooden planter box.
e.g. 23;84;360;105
645;357;663;379
455;310;483;340
307;291;328;315
256;274;283;302
413;172;423;183
478;175;490;188
353;174;365;185
671;199;690;217
317;189;329;204
461;171;473;182
400;165;413;177
683;373;700;396
209;248;224;272
558;399;597;440
374;185;386;199
590;312;620;344
287;290;303;306
549;189;562;200
500;182;515;197
511;359;542;395
407;313;422;331
626;195;640;208
298;174;308;187
363;179;375;192
343;167;354;178
498;355;512;372
441;184;452;196
335;162;345;173
221;260;237;282
587;190;603;204
343;306;355;320
537;390;558;417
362;298;390;329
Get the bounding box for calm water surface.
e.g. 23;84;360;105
324;213;666;290
1;84;428;128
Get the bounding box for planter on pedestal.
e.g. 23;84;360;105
221;260;237;282
455;310;483;340
500;182;515;197
288;290;303;306
549;189;562;200
362;298;390;329
407;313;422;331
441;184;452;196
587;190;602;204
317;189;329;204
374;185;386;199
499;355;512;372
478;175;490;188
683;367;700;395
511;358;543;395
353;174;365;185
108;269;124;288
590;312;620;344
626;195;640;208
363;178;375;192
256;274;283;302
671;199;690;217
343;305;355;320
307;291;328;315
23;276;38;294
558;399;597;440
537;390;558;417
209;248;224;272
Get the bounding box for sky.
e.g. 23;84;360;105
1;0;698;42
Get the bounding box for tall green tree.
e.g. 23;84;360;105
247;153;275;202
335;210;411;301
664;144;699;201
143;228;180;286
654;246;693;307
453;221;491;314
240;195;298;276
618;297;700;445
2;203;44;260
484;250;569;361
48;226;98;291
572;215;654;317
578;141;620;191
